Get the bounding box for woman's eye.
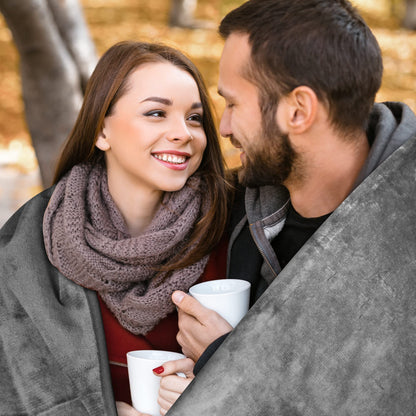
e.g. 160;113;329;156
144;110;165;118
187;113;203;126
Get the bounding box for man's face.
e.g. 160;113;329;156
218;33;296;188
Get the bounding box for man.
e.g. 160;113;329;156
169;0;416;414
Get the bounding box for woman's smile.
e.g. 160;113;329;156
152;150;191;170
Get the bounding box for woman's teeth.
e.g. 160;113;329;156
153;154;187;164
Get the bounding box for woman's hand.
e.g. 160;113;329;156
115;401;151;416
153;358;195;415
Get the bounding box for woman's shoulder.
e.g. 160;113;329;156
0;186;59;305
0;184;91;308
0;186;56;268
0;187;54;243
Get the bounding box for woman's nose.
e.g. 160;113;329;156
166;119;193;143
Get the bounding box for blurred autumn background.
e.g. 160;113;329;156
0;0;415;226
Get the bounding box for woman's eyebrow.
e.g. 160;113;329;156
140;96;172;105
140;97;202;110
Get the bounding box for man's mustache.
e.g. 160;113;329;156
229;135;242;149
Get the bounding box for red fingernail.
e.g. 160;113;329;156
152;366;164;374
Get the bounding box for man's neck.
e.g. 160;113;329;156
286;131;369;218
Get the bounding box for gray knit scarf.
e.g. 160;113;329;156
43;163;209;335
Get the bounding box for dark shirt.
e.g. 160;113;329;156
272;202;331;268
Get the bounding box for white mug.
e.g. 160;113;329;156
189;279;251;327
127;350;185;416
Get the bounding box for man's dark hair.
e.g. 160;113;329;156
219;0;383;135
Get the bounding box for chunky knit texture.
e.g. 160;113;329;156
43;163;209;335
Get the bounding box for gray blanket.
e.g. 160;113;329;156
0;188;116;415
168;134;416;413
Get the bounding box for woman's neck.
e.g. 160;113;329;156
107;176;163;237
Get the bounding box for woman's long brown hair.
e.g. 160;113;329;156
53;41;229;272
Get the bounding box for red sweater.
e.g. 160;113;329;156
98;240;228;403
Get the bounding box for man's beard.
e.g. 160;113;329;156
236;125;298;188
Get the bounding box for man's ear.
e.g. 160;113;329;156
95;125;111;151
276;86;318;134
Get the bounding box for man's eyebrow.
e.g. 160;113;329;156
140;96;172;105
217;88;232;101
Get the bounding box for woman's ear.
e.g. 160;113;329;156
95;127;111;151
276;86;318;134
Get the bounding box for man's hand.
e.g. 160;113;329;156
172;290;233;362
115;401;150;416
154;358;195;415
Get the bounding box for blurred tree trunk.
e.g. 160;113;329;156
169;0;215;29
403;0;416;29
169;0;197;28
47;0;97;90
0;0;97;187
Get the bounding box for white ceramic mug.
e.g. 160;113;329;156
189;279;251;327
127;350;186;416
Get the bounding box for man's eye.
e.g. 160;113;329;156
144;110;165;118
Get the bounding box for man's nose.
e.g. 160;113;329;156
219;109;232;138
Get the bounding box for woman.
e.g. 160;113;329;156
0;41;228;416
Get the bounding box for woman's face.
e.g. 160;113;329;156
97;61;207;198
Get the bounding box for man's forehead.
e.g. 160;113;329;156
220;32;251;63
218;34;257;100
219;34;251;81
217;73;241;102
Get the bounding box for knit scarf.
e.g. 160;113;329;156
43;163;209;335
